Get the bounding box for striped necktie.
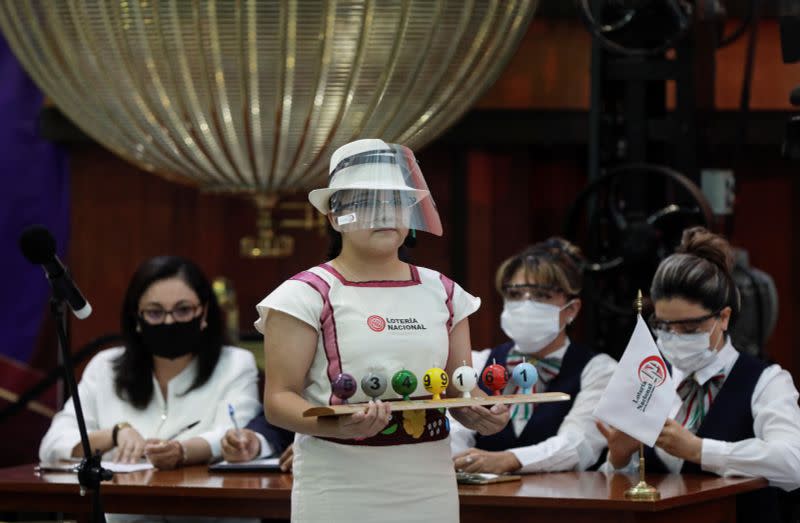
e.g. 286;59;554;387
506;349;562;423
675;370;726;434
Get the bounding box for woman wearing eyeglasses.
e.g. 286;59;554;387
450;238;616;474
256;139;508;523
39;256;261;473
598;227;800;522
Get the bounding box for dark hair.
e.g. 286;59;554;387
113;256;224;409
495;237;585;296
650;227;740;326
325;223;415;262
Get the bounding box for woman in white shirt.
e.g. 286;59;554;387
450;238;616;474
598;227;800;523
39;255;261;470
257;139;508;523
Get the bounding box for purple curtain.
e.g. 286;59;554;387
0;33;69;363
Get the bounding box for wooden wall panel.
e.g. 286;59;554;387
48;16;798;387
64;144;797;380
727;159;796;374
67;145;328;363
478;19;800;111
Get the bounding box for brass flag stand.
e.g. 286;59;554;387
624;290;661;502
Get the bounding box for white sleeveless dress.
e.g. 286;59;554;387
256;263;480;523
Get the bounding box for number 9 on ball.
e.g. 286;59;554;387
423;368;448;400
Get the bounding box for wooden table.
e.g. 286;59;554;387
0;464;766;522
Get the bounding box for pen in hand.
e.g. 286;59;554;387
163;420;200;442
228;403;243;442
144;420;200;465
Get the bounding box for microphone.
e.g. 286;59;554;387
19;225;93;319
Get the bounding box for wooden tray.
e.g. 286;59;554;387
302;392;570;417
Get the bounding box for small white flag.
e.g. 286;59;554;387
594;314;675;447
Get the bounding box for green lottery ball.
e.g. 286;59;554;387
391;370;418;398
361;371;388;399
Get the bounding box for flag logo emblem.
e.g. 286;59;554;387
638;355;667;387
367;315;386;332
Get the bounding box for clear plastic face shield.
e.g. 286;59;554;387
321;144;443;235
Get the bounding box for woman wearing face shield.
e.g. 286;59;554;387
255;139;509;523
450;238;617;474
598;227;800;522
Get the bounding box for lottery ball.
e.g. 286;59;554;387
332;373;357;401
481;364;508;395
512;362;538;392
391;369;418;398
423;368;449;399
452;365;478;397
361;371;388;399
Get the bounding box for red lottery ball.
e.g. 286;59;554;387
481;364;508;395
332;373;357;402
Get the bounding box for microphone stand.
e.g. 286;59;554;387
50;297;112;523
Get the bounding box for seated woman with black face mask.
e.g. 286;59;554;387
450;238;616;474
39;256;261;471
598;227;800;523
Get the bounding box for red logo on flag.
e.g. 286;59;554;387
367;315;386;332
638;356;667;387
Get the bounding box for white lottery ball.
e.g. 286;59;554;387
452;365;478;392
361;371;388;399
512;362;538;390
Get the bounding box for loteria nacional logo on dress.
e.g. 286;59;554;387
366;315;426;332
367;315;386;332
632;355;667;412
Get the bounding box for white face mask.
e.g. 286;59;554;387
500;300;573;354
656;321;719;375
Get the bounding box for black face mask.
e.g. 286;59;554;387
139;316;204;360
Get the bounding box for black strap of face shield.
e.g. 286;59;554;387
329;149;397;180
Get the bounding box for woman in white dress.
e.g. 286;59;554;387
256;139;509;523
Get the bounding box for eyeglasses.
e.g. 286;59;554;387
139;304;202;325
647;310;719;334
501;284;568;302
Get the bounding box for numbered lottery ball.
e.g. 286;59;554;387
481;364;508;396
423;368;449;400
391;369;418;400
361;371;388;399
332;373;357;403
512;362;538;393
452;365;478;398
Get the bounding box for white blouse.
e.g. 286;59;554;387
449;339;617;472
39;346;261;463
255;264;480;407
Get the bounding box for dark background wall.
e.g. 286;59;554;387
33;18;800;388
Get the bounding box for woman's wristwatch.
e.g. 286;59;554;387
112;422;132;446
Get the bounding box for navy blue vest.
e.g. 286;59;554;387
644;352;786;522
475;341;596;454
